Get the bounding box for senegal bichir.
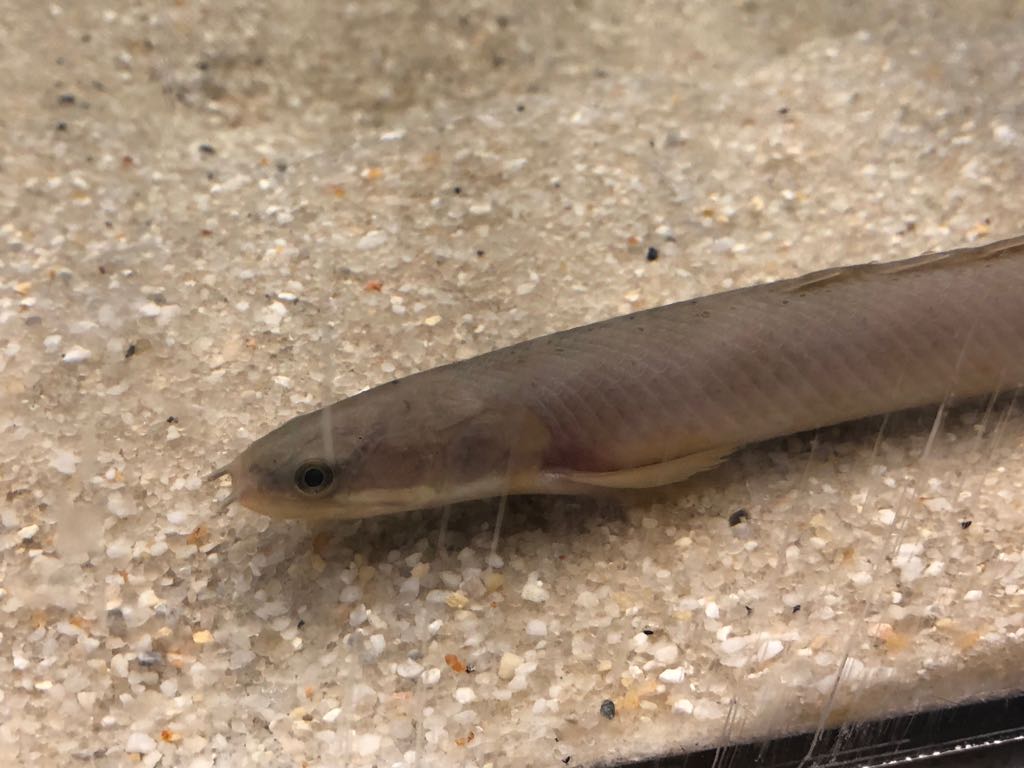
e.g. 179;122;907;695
210;235;1024;521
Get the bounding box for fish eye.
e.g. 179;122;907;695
294;461;334;495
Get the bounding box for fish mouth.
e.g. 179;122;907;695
205;460;313;519
203;463;434;521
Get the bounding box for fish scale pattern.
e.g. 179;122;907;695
446;238;1024;474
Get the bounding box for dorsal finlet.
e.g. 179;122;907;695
783;234;1024;293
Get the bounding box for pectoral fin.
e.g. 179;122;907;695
544;446;734;490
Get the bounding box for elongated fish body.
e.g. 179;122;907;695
214;236;1024;520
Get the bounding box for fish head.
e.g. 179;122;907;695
208;376;544;521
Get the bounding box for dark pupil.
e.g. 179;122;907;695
303;467;326;488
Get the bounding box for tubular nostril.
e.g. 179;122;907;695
205;463;232;483
216;489;239;513
207;459;242;512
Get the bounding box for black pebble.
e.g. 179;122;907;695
124;343;136;359
199;144;216;155
600;699;616;720
453;186;462;195
58;93;76;105
728;508;749;526
645;246;658;261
